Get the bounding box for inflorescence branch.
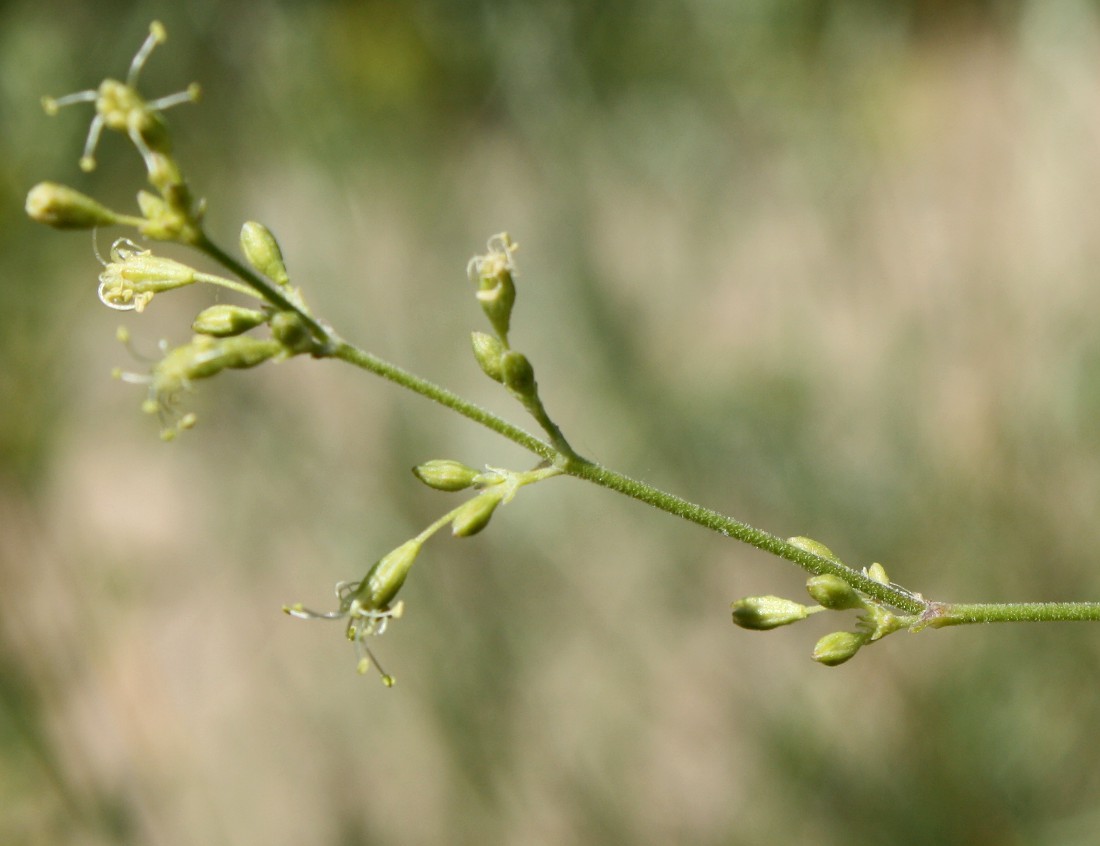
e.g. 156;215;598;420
25;21;1100;682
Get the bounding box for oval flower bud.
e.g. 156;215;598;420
812;631;868;667
451;492;502;537
501;351;536;397
241;221;290;287
191;304;269;337
471;332;505;383
270;311;312;353
806;575;865;610
866;562;890;585
731;596;813;630
25;182;123;229
787;536;842;564
468;233;518;342
413;459;480;492
358;539;423;610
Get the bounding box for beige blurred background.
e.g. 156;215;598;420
5;1;1100;843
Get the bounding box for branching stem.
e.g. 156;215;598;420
198;232;1100;629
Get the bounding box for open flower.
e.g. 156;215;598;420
41;21;199;173
98;238;197;311
283;539;422;684
117;333;285;439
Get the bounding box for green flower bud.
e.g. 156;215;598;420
471;331;505;382
787;536;842;563
270;311;312;353
25;182;123;229
241;221;290;287
149;335;281;386
191;304;269;337
731;596;813;630
501;350;536;396
358;539;423;610
812;631;868;667
866;562;889;585
137;189;169;220
451;492;503;537
468;233;518;342
806;575;865;610
413;459;480;492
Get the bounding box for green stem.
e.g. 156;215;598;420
196;235;1100;627
562;456;927;613
193;233;336;350
926;601;1100;626
328;337;921;611
331;341;557;463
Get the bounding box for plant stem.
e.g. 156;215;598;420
926;601;1100;626
328;337;922;610
194;232;335;349
197;235;1100;627
331;341;558;463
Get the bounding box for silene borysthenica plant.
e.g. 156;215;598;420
26;23;1100;685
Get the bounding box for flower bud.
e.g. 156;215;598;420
865;562;889;585
358;540;423;610
241;221;290;287
451;492;502;537
471;331;505;382
787;536;842;563
468;233;517;342
25;182;122;229
731;596;812;630
501;350;536;396
191;304;268;337
270;311;312;353
812;631;868;667
806;575;865;610
413;459;480;492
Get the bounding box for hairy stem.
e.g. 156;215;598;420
928;601;1100;626
197;235;1100;626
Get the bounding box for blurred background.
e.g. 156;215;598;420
5;0;1100;843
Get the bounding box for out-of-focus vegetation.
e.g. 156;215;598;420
6;0;1100;843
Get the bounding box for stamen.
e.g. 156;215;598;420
80;115;106;172
127;21;167;87
42;90;97;113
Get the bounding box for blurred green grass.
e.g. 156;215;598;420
5;1;1100;844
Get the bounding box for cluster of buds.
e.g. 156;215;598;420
467;235;577;461
731;538;917;667
96;218;314;440
285;458;561;683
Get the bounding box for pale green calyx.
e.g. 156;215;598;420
731;596;819;630
788;536;843;563
25;182;126;229
413;459;481;492
117;333;285;439
283;539;424;685
240;221;290;287
192;304;269;337
451;491;504;537
471;331;506;382
467;233;518;343
98;238;197;311
812;630;869;666
501;351;536;397
806;575;866;610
